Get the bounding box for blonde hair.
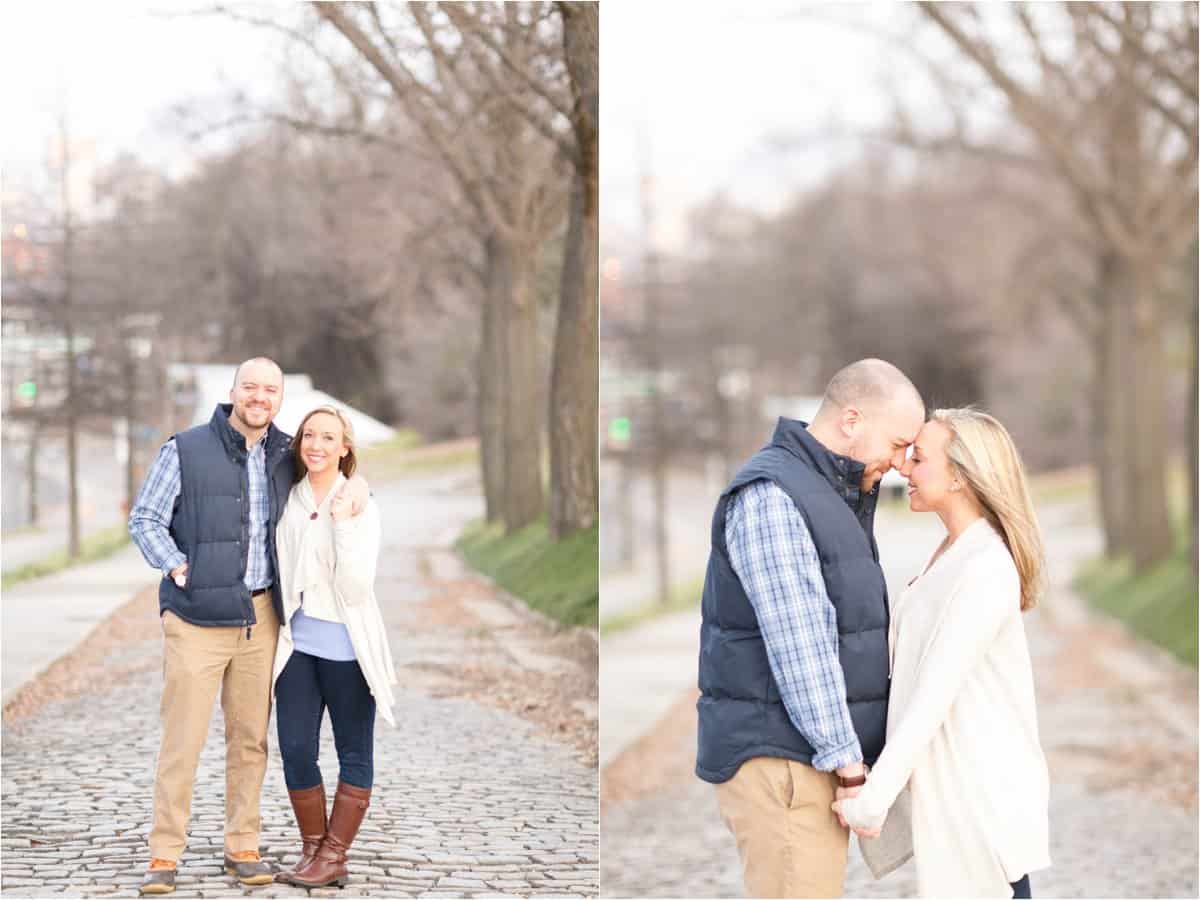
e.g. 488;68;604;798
291;406;358;481
931;407;1045;611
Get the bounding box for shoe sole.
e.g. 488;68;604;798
290;877;348;889
223;867;275;885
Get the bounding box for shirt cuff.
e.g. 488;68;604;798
160;552;187;578
811;738;864;773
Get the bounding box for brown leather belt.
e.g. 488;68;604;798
251;588;269;597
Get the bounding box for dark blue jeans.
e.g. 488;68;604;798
275;650;376;790
1010;874;1032;898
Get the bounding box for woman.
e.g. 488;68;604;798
833;408;1051;899
270;405;397;889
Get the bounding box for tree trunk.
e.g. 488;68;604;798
1094;251;1131;557
125;358;138;512
1189;239;1199;575
548;165;599;538
548;0;599;539
57;109;82;559
494;234;543;532
65;316;81;559
478;235;506;523
27;418;39;526
1127;263;1173;572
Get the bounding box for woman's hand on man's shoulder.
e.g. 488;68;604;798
338;473;372;518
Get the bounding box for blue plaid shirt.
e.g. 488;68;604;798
129;436;274;590
725;479;863;771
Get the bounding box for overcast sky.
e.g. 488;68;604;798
1;2;287;195
600;2;955;259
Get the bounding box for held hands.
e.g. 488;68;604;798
831;764;881;840
831;796;882;840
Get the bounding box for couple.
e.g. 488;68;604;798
697;358;1051;899
128;358;397;894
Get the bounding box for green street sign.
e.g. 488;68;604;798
17;381;37;400
609;416;631;443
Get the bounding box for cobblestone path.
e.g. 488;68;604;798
2;471;599;899
599;500;1198;898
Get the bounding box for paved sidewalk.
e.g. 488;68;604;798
2;432;130;575
599;499;1199;898
598;463;715;623
2;468;599;898
1;544;157;704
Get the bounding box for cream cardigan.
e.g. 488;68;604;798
271;473;398;727
840;518;1051;898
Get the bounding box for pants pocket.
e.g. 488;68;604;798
784;759;825;811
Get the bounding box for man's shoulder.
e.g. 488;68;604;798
731;478;789;509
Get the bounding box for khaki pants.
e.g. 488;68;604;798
148;591;279;861
715;756;848;899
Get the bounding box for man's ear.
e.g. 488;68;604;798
841;406;862;437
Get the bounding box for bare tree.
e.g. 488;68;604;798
914;1;1198;570
310;2;567;531
445;0;599;537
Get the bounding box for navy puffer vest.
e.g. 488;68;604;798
695;418;890;784
159;404;295;627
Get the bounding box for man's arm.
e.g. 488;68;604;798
726;479;864;774
128;441;188;579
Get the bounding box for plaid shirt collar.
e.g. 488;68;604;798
210;403;289;461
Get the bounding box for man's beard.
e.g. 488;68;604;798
235;405;271;428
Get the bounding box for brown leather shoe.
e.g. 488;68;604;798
275;783;328;885
140;859;176;895
290;781;371;888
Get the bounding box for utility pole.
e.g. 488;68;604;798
59;104;81;560
638;124;670;608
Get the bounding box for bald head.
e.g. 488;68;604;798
232;357;283;390
809;359;925;492
228;357;284;439
819;358;924;420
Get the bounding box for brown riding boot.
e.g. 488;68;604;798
275;784;327;885
290;781;371;888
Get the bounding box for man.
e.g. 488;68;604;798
696;358;925;899
130;358;368;895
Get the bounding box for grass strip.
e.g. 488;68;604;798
1073;527;1198;668
600;575;705;637
456;517;598;629
358;436;478;481
2;524;132;591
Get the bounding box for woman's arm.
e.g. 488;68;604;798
836;559;1017;832
332;499;381;607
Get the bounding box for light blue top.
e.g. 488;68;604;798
290;601;356;662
